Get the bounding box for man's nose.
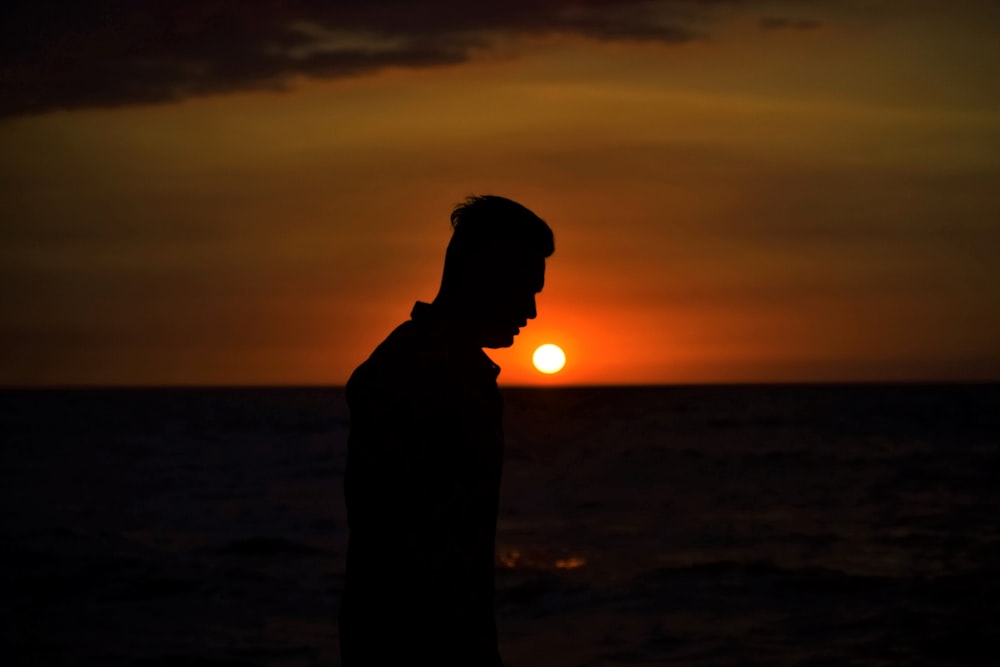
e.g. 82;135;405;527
526;295;537;320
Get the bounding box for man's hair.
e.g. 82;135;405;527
445;195;554;275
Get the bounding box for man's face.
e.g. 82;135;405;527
477;257;545;349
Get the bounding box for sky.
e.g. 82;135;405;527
2;0;999;386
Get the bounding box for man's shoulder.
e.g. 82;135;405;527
347;320;447;397
366;319;446;371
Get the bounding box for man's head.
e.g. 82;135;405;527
436;195;554;348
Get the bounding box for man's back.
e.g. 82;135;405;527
340;302;504;665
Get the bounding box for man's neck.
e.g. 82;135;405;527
420;297;482;346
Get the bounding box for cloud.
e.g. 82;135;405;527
759;17;824;31
0;0;737;117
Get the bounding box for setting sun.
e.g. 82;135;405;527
532;344;566;374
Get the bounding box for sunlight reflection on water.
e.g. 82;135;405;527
497;547;587;570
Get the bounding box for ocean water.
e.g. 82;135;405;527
2;384;998;666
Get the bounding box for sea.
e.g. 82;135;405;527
2;384;998;666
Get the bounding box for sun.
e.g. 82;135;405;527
532;344;566;374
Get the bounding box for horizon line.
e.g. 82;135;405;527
2;379;999;391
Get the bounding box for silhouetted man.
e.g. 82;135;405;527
340;196;553;666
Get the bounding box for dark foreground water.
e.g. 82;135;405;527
2;384;999;666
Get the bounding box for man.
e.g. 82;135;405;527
339;195;554;666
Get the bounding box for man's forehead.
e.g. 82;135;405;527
485;253;545;291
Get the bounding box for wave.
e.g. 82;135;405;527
212;537;328;557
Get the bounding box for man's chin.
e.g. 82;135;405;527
482;332;517;349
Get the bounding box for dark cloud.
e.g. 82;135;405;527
759;17;824;31
0;0;741;117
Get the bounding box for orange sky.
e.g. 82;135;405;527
2;1;999;385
